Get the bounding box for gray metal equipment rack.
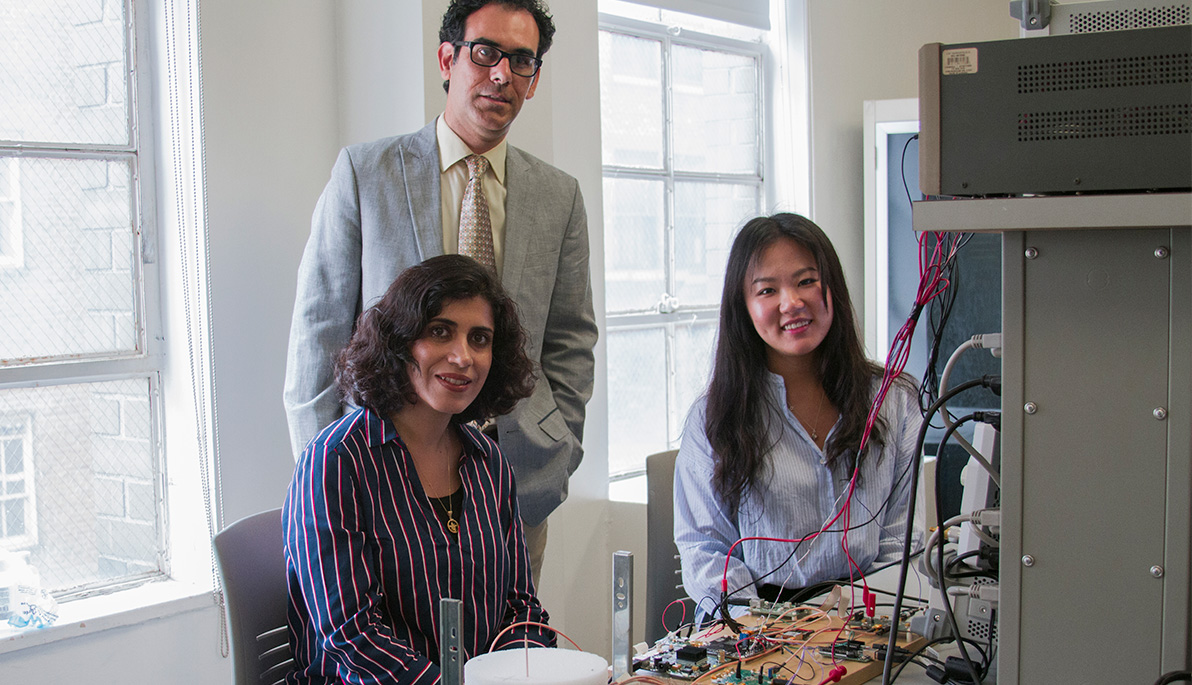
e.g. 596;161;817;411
914;192;1192;684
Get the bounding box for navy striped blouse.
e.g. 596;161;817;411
283;407;554;684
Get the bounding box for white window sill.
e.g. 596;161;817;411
609;473;648;504
0;579;215;656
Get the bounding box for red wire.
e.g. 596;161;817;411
662;597;687;633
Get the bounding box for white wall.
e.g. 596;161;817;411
2;1;1023;681
804;0;1019;320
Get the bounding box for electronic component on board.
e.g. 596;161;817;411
816;639;870;663
675;645;708;668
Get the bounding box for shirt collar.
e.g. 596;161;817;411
436;114;507;184
367;406;492;463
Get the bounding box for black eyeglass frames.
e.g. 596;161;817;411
453;41;542;78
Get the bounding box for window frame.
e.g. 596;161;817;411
0;157;23;269
0;415;36;548
599;13;766;482
0;0;168;598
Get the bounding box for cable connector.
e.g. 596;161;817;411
969;508;1001;529
873;643;913;663
971;410;1001;431
925;664;949;683
968;582;999;603
981;374;1001;397
818;665;848;684
944;655;983;683
946;581;1000;606
971;333;1003;358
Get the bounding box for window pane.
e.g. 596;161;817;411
3;437;22;475
672;45;758;174
0;0;131;146
0;157;22;267
607;327;668;476
672;321;717;439
0;378;162;593
0;156;139;363
4;499;25;537
603;176;665;313
599;31;664;169
673;181;759;306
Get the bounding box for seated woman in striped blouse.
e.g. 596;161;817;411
674;213;922;617
283;254;554;684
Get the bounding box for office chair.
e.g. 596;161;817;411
644;449;694;645
212;508;295;685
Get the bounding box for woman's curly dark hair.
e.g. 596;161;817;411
334;254;535;424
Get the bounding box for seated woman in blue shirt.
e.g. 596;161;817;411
283;254;554;684
674;213;921;615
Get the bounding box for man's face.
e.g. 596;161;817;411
439;3;541;153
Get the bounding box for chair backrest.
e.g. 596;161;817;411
213;508;294;685
644;449;693;644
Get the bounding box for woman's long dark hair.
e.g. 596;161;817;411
706;213;889;515
335;254;535;424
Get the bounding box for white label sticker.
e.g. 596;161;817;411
942;48;978;75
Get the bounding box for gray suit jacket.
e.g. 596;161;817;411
283;120;597;526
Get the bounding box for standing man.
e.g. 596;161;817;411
283;0;596;586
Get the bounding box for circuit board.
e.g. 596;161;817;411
632;632;770;680
629;599;924;685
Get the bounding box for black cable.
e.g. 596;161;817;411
932;414;984;684
1155;671;1192;685
900;134;919;210
942;550;987;581
878;376;998;685
986;608;997;677
945;549;982;566
887;635;990;684
722;466;926;610
721;440;930;612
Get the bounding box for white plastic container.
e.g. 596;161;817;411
0;549;37;622
463;648;608;684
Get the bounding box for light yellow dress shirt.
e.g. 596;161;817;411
437;115;508;276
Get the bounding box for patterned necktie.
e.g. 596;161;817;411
459;154;495;272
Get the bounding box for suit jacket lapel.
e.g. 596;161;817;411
502;146;534;297
401;121;444;261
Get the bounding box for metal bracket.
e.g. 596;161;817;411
612;551;634;678
440;598;463;685
1009;0;1051;29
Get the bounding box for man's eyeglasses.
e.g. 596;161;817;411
453;41;542;78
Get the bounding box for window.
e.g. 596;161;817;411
0;0;165;598
0;419;34;548
0;158;23;269
599;7;765;489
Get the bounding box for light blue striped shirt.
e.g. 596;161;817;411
674;373;922;609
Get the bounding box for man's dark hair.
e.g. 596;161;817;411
440;0;556;57
335;254;535;424
439;0;555;92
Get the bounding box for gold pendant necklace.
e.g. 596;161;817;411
433;494;459;534
433;448;462;535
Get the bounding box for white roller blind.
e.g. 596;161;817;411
622;0;771;30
